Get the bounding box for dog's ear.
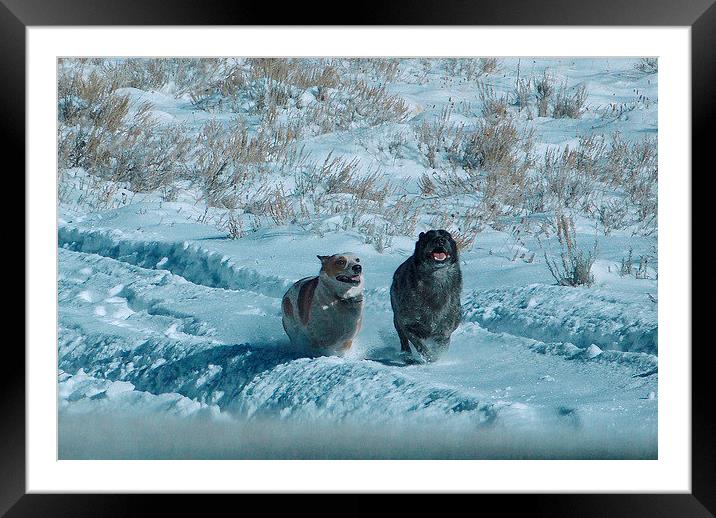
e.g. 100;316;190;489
418;232;425;240
317;255;330;265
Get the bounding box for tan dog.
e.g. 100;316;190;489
281;253;364;354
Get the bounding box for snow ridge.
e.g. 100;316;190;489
59;225;293;299
463;285;658;355
59;326;496;425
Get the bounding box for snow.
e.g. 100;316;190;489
57;58;658;459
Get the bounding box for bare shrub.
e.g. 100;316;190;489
390;195;420;236
543;213;598;287
596;199;629;235
429;207;483;252
478;82;509;119
534;72;555;117
513;77;532;111
218;211;247;239
386;130;409;160
444;59;479;82
635;255;650;279
418;174;437;196
450;229;479;251
618;248;651;279
430;116;534;224
263;187;297;225
289;153;419;250
463;118;525;171
552;83;588;119
336;79;409;127
619;248;634;276
192;120;249;206
187;59;409;135
599;134;658;231
414;106;465;169
348;58;402;83
441;58;500;82
449;211;482;251
539;147;593;210
478;58;500;75
295;154;392;217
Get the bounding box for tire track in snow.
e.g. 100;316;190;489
463;285;658;355
59;226;657;376
59;225;293;299
58;230;655;430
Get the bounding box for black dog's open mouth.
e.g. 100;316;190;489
429;247;450;262
336;274;362;285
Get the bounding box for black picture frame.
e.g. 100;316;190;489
5;0;712;514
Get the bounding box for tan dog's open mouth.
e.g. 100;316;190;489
336;274;361;285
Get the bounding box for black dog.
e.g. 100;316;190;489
390;229;462;362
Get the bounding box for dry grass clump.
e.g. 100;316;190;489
101;58;225;95
596;199;629;235
539;147;594;210
618;247;651;279
542;212;597;287
600;134;658;228
188;58;342;114
347;58;402;83
478;82;509;119
519;72;588;119
427;115;534;226
522;133;656;234
296;153;393;211
525;133;656;229
534;72;555;117
192;120;251;207
478;58;501;75
358;220;394;253
191;116;311;209
311;79;409;132
552;83;588;119
442;58;501;82
513;77;532;112
414;106;466;169
461;117;533;174
242;154;419;251
58;65;193;192
187;58;409;135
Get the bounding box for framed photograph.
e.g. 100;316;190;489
8;0;711;513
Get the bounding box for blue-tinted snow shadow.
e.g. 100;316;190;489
128;340;304;411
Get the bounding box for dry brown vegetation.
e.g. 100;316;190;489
58;58;656;256
552;83;588;119
542;212;597;287
57;58;421;250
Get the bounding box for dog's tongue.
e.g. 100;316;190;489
351;275;361;281
432;252;447;261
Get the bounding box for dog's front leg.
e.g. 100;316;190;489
407;334;437;363
394;319;412;354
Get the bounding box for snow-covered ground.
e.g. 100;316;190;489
58;58;658;458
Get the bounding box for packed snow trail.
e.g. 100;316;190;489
463;285;658;354
58;229;657;454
